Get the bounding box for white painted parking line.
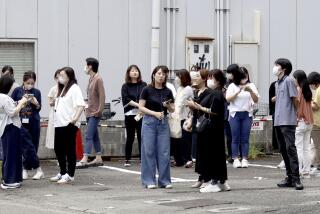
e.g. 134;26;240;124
99;165;197;183
248;163;278;169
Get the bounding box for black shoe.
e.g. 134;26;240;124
294;181;304;190
277;178;294;188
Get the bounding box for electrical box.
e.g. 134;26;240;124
186;37;214;70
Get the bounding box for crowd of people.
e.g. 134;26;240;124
1;57;320;192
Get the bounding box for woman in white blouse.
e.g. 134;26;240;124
226;65;259;169
173;69;194;167
50;67;85;184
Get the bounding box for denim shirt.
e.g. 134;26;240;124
11;86;42;121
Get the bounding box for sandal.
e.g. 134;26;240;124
76;161;89;169
88;160;104;167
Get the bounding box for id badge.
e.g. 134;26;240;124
22;118;29;124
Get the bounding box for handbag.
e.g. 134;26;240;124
196;96;214;133
183;112;193;132
168;113;182;138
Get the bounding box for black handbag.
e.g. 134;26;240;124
195;97;214;133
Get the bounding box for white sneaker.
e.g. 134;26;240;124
310;168;320;176
32;168;44;180
1;182;21;190
57;174;74;184
146;184;157;189
165;184;173;189
22;169;28;180
241;159;249;168
200;181;210;189
191;181;203;188
50;173;62;182
277;160;285;169
124;160;131;167
233;159;241;168
200;183;222;193
218;181;231;191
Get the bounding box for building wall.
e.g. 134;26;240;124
1;0;320;119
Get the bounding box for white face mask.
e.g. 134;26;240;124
241;78;248;85
25;84;34;90
273;66;282;76
190;71;198;80
84;66;89;75
58;77;66;85
226;73;233;80
174;77;181;87
207;79;216;89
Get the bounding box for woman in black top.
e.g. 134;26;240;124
121;65;147;166
139;65;175;189
187;69;229;193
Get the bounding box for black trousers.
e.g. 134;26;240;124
172;120;192;166
124;115;142;160
54;124;78;177
275;126;300;183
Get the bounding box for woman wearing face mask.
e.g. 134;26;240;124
45;69;61;150
11;71;44;180
226;64;259;169
172;69;193;167
50;67;85;184
139;65;175;189
121;65;147;167
187;69;230;193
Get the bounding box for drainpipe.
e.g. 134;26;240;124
171;0;176;79
151;0;161;70
166;0;171;71
216;0;220;69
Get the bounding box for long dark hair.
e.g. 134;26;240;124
293;70;312;102
176;69;191;87
150;65;168;87
125;65;142;83
57;67;78;97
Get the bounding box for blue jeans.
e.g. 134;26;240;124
84;117;102;156
229;112;253;159
141;115;171;187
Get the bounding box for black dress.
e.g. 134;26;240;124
195;88;227;182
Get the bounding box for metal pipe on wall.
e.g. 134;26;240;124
216;0;220;69
219;0;224;69
226;0;230;67
151;0;161;70
171;0;176;78
166;0;171;70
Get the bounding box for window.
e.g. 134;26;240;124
204;45;210;53
194;45;199;53
0;42;35;85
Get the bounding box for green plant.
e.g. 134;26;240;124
249;134;264;160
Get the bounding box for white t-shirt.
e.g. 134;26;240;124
54;84;85;128
0;94;21;137
166;82;177;98
174;86;194;120
226;83;259;117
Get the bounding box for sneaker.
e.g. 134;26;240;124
191;181;203;188
57;174;74;184
200;181;210;189
218;181;231;191
124;160;131;167
301;173;311;179
200;183;222;193
233;159;241;168
294;181;304;190
32;168;44;180
165;184;173;189
1;182;21;190
277;160;285;169
241;159;249;168
22;169;28;180
310;168;320;176
277;177;294;188
50;173;62;182
146;184;157;189
185;161;193;168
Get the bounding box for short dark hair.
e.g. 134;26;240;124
275;58;292;75
210;69;226;87
0;75;14;94
150;65;169;87
86;57;99;73
23;71;36;82
226;64;239;75
1;65;14;75
308;71;320;85
125;65;142;83
177;69;191;87
227;64;245;85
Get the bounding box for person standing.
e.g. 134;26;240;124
45;69;61;149
121;65;147;167
292;70;313;178
307;71;320;176
139;65;174;189
273;58;303;190
77;58;105;167
0;76;29;189
226;65;259;168
1;65;19;97
50;67;85;184
11;71;44;180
